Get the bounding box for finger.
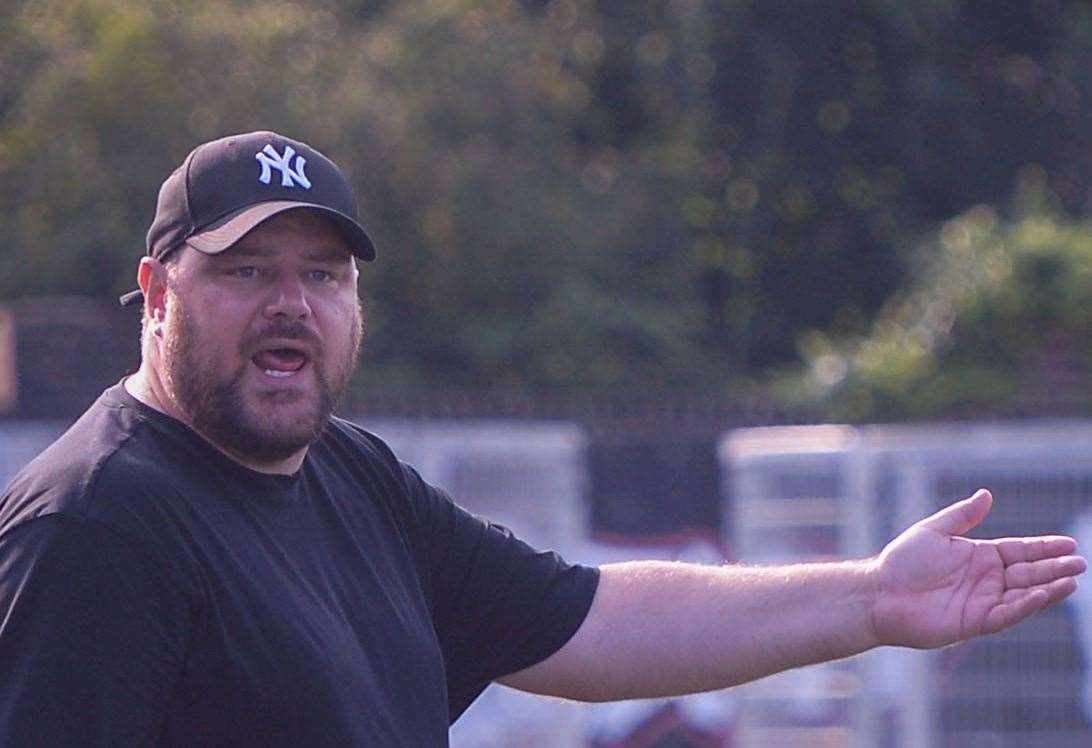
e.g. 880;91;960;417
984;588;1048;635
985;577;1076;634
996;536;1079;565
1041;590;1075;613
1004;556;1087;588
1040;576;1079;605
1000;577;1078;607
920;489;992;536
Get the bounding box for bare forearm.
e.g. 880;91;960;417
501;491;1084;703
504;559;880;701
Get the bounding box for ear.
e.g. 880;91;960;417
137;257;170;337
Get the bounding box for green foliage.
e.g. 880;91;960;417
3;0;1092;404
792;203;1092;420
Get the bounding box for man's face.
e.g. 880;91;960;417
157;209;362;465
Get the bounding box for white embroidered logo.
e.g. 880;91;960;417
254;144;312;189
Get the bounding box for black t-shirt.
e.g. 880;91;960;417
0;383;599;746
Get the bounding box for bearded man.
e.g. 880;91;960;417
0;131;1085;746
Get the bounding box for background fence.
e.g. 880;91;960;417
4;417;1092;746
724;421;1092;748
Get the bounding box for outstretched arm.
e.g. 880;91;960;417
499;490;1086;702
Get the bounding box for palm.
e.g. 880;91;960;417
872;490;1084;649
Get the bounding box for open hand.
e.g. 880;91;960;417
871;489;1086;649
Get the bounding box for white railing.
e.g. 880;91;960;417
721;421;1092;748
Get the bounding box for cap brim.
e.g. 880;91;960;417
186;200;377;260
121;200;376;307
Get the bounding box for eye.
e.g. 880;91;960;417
231;266;259;279
309;269;336;283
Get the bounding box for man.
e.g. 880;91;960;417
0;131;1084;746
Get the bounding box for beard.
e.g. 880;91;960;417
160;295;363;465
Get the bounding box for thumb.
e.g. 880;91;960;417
919;489;993;537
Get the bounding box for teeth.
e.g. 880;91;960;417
265;369;294;378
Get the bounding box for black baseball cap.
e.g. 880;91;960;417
120;130;376;306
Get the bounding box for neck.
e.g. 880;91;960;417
125;366;307;475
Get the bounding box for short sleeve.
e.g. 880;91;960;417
0;514;194;746
398;465;600;721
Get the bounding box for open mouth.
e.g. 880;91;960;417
251;346;311;379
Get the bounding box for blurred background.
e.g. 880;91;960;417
3;0;1092;745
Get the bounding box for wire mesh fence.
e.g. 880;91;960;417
723;421;1092;748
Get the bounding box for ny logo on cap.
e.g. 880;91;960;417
255;144;312;189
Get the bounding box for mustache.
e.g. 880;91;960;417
241;321;323;354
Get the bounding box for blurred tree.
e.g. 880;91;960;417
790;199;1092;420
2;0;1092;405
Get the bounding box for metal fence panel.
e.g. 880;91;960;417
722;421;1092;748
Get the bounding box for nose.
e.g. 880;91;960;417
262;274;312;320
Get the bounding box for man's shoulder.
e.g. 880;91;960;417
0;388;175;531
316;415;438;513
320;415;402;472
